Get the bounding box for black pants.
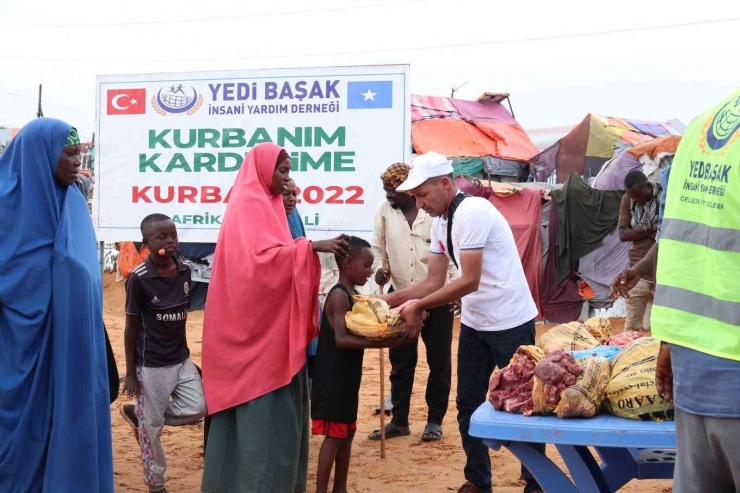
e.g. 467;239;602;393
390;303;453;427
457;320;544;493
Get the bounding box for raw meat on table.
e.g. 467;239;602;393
489;346;545;415
532;350;583;414
606;331;643;348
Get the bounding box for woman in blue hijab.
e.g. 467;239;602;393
284;177;306;239
0;119;113;492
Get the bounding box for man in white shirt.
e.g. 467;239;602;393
368;163;458;443
382;152;544;493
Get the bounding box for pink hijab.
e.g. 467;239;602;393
202;143;320;414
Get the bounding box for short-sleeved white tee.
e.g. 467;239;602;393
431;195;538;331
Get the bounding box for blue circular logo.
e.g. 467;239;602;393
156;84;199;114
705;96;740;151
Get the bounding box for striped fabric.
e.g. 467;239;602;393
410;95;459;123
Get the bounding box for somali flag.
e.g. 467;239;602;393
347;81;393;109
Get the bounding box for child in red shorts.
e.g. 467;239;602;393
311;236;403;493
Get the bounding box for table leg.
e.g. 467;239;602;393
596;447;639;491
556;445;612;493
483;440;580;493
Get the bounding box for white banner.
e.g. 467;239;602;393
93;65;410;242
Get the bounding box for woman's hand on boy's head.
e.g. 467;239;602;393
311;236;350;257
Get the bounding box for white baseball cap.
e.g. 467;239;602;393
396;152;454;192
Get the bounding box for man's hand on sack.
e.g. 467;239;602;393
396;300;428;339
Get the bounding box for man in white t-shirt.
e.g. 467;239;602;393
382;152;543;493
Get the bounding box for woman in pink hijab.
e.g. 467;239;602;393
201;143;349;492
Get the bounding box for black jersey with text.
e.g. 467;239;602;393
125;257;191;367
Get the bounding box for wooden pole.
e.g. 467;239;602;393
378;287;386;459
378;216;389;459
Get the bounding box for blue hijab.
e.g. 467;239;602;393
287;207;306;239
0;119;113;492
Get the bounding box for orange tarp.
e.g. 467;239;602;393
118;242;149;279
627;135;682;159
474;122;540;161
579;281;595;300
412;119;539;162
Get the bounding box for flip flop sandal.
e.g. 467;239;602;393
119;404;140;445
421;423;443;442
368;423;410;441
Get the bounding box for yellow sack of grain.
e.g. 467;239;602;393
605;337;674;421
345;296;405;341
583;317;612;344
537;322;599;355
555;356;611;419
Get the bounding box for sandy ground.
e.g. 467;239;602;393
104;274;672;492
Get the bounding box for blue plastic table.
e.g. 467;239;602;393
469;403;676;493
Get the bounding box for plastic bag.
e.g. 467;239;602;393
583;317;612;344
345;295;405;341
556;356;611;418
605;338;674;421
570;345;621;363
537;322;599;355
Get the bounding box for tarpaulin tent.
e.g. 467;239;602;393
593;135;681;190
530;114;683;183
411;95;539;178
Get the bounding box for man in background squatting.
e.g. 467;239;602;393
380;152;543;493
368;163;458;443
613;88;740;493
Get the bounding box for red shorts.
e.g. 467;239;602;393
312;419;357;439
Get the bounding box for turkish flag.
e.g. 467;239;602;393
107;89;146;115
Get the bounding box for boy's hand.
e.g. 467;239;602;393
122;375;141;398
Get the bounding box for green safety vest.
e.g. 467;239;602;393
652;88;740;361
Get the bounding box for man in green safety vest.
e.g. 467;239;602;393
613;89;740;493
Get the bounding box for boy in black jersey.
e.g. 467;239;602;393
120;214;206;493
311;236;405;493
